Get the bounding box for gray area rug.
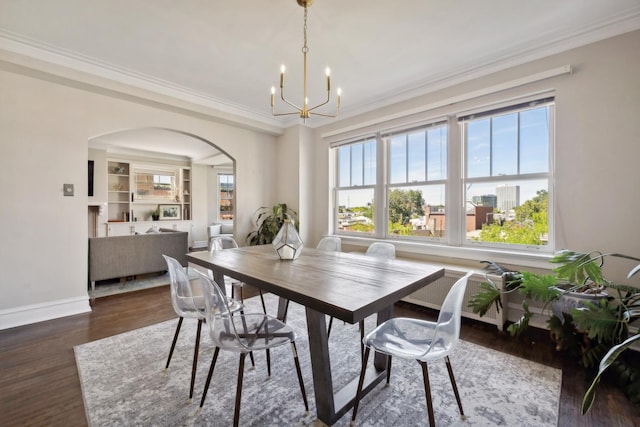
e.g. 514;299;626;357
89;270;200;298
74;294;561;426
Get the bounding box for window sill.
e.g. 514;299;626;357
335;235;554;271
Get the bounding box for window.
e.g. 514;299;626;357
461;99;553;248
336;137;376;234
133;169;176;201
331;96;554;252
385;123;447;238
218;174;234;221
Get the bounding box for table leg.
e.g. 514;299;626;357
212;269;227;296
305;307;334;423
305;307;389;425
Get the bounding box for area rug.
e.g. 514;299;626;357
74;294;561;426
89;269;201;299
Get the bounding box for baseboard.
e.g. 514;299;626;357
0;296;92;330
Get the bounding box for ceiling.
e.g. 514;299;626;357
1;0;640;163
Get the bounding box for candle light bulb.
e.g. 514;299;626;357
271;86;276;95
325;67;331;76
280;64;286;73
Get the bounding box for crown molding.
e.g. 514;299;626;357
331;8;640;126
0;29;287;134
1;6;639;132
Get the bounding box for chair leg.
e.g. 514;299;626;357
199;347;220;407
237;305;256;368
165;317;183;369
419;361;436;427
233;353;247;427
189;319;203;400
327;316;334;338
445;356;465;418
281;299;290;323
258;290;267;314
291;341;309;412
386;355;392;385
359;320;365;361
351;346;371;424
266;348;271;377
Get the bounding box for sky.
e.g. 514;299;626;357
338;105;550;210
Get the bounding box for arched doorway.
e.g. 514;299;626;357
87;127;235;247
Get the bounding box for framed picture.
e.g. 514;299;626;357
158;204;181;220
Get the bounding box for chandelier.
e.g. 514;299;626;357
270;0;341;121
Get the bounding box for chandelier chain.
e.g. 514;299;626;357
302;6;308;53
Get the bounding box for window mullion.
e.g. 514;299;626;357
424;130;429;182
377;133;387;238
517;112;521;174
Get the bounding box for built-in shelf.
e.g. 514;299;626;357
106;160;192;223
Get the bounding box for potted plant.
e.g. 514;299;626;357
246;203;299;246
150;206;160;221
468;250;640;413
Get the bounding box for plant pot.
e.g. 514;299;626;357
551;287;608;320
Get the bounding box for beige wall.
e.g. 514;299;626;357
0;62;277;328
2;29;639;328
311;30;640;282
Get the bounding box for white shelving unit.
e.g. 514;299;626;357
105;159;192;237
107;161;131;222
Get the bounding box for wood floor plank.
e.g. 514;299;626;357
0;286;638;426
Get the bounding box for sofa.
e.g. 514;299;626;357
207;222;234;250
88;230;189;291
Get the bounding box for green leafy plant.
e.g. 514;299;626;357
149;206;160;221
246;203;298;246
468;250;640;414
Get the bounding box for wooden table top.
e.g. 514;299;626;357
187;245;445;324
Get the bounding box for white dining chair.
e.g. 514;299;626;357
354;242;397;356
351;271;473;426
365;241;396;259
316;236;342;252
163;254;244;401
210;236;267;314
193;269;309;426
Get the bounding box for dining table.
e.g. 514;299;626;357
186;244;445;426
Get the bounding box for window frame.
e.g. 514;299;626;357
335;136;378;236
384;121;448;242
217;173;234;222
330;96;555;254
460;99;554;251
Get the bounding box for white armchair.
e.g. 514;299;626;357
207;222;233;250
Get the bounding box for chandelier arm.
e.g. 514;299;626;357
307;92;331;112
309;111;338;118
272;111;304;117
279;90;303;112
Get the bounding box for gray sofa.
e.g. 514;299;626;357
88;230;189;291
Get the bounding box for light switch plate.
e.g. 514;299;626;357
63;183;74;196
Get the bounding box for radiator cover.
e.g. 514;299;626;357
402;269;505;330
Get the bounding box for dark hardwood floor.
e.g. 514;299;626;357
0;285;638;426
